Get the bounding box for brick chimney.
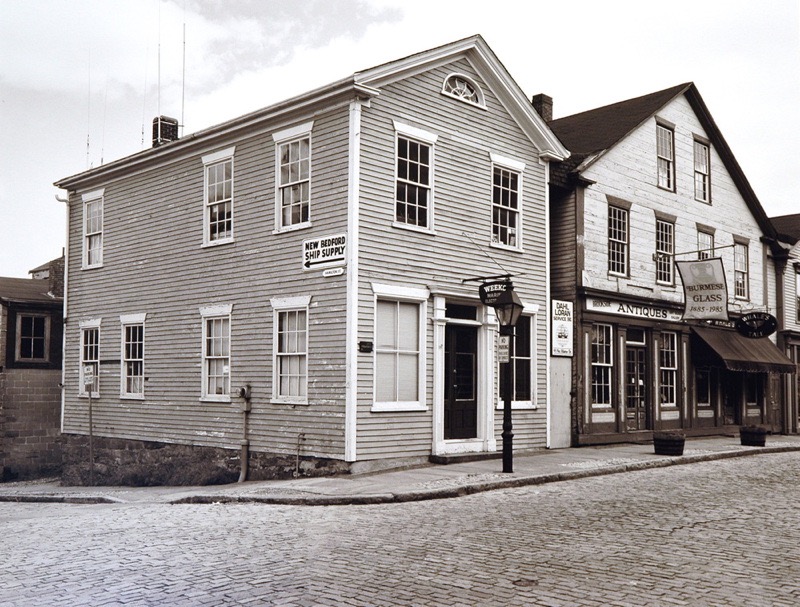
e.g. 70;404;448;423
532;94;553;123
49;255;65;298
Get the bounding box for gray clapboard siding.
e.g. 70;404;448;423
353;59;551;457
63;105;352;458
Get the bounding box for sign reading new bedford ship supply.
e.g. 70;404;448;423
303;233;347;270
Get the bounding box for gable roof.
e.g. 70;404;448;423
548;82;776;240
0;277;60;305
771;213;800;245
56;35;567;191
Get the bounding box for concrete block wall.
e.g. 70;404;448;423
1;368;62;480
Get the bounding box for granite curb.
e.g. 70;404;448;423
2;442;798;507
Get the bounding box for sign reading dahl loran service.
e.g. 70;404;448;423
551;300;573;357
676;258;729;321
303;233;347;270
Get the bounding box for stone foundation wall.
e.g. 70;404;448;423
1;368;62;481
61;434;350;486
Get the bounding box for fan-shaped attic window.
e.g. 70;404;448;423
442;73;485;108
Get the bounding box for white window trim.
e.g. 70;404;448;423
371;283;429;412
201;146;236;248
489;152;525;252
120;313;146;400
392;121;437;234
200;304;233;403
495;305;539;411
79;318;102;398
81;188;104;269
441;72;487;109
273;121;314;234
693;139;711;203
270;296;311;405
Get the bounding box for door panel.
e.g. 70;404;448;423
444;325;478;440
625;346;648;431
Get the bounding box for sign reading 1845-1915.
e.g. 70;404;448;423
303;233;347;270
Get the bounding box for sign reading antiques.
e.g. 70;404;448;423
303;233;347;270
551;300;573;357
735;312;778;339
585;297;683;322
676;258;729;321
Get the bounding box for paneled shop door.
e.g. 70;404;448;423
444;324;478;440
625;345;648;431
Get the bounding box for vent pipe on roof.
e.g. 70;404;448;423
152;116;179;147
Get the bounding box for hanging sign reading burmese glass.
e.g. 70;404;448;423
676;258;729;321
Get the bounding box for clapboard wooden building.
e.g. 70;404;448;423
542;83;795;446
54;36;568;481
772;214;800;434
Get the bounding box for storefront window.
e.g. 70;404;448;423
591;324;613;407
659;332;677;406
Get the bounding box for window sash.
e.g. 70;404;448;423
499;315;533;403
277;309;308;399
694;141;710;202
492;166;520;247
84;198;103;266
375;300;421;404
656;220;674;284
17;314;48;361
203;317;230;397
591;324;613;407
205;159;233;242
395;136;431;228
659;332;677;406
122;324;144;396
657;125;674;190
81;327;99;394
697;231;714;260
278;137;311;227
795;272;800;322
734;243;749;299
608;206;628;275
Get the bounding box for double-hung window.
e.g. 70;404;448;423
16;314;49;362
491;154;525;249
80;320;101;396
608;205;629;276
273;121;313;231
694;139;710;202
655;218;675;285
372;284;428;412
202;147;235;245
82;189;104;268
795;270;800;323
659;332;677;407
591;324;613;407
394;121;437;231
656;123;674;190
200;305;232;401
120;314;145;398
734;241;749;299
271;296;310;404
498;314;536;408
697;230;714;260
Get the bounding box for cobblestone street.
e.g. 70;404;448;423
2;452;799;606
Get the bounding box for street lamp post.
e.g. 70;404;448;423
487;283;524;473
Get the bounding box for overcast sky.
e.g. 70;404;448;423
1;0;798;277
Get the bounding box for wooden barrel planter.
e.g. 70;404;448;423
653;431;685;456
739;425;767;447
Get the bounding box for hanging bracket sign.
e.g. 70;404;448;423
735;312;778;339
479;280;512;306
